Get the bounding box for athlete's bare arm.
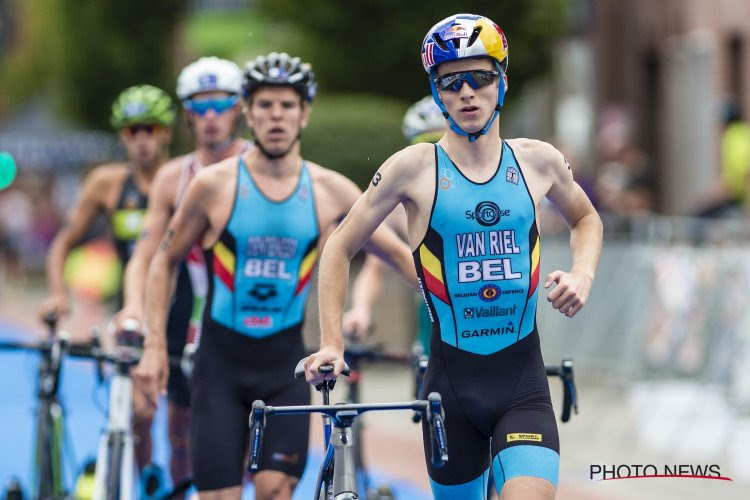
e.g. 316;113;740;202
134;167;222;409
342;205;410;338
513;139;603;318
40;164;126;320
305;146;430;382
116;158;184;327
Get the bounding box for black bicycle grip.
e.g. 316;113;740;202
247;400;266;471
293;357;351;379
426;392;448;468
42;311;58;333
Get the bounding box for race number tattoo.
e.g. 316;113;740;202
371;172;382;187
564;157;571;171
160;228;175;252
138;229;150;240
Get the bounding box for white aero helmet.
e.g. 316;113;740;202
402;95;446;144
176;56;243;100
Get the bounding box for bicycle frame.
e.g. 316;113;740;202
90;354;137;500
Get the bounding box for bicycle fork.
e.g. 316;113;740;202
93;373;135;499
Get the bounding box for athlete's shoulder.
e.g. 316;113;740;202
305;160;360;195
83;162;129;189
192;155;238;188
386;143;434;173
152;154;189;184
506;138;566;175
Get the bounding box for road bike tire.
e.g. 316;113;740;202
34;402;56;500
50;404;66;496
105;432;124;500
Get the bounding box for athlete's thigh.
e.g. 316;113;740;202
422;373;490;499
490;393;559;495
257;379;311;479
190;348;247;491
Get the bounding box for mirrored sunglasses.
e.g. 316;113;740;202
434;70;500;92
183;96;239;116
125;124;158;136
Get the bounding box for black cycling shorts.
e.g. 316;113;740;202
165;263;193;407
190;321;310;491
421;330;559;498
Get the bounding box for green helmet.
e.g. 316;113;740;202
110;84;176;130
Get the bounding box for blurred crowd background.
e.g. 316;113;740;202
1;0;750;498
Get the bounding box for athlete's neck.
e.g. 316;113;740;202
243;144;302;179
130;154;166;192
440;124;504;175
195;138;246;168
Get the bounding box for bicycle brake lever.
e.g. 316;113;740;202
426;392;448;468
248;400;266;471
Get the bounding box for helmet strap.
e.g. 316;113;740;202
429;61;506;143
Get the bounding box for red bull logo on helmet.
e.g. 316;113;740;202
442;24;469;41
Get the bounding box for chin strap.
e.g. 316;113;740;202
430;61;506;142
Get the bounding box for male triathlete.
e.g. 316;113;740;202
134;52;415;500
305;14;603;500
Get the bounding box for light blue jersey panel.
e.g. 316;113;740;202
206;159;319;338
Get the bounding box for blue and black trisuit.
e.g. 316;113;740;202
191;158;319;491
111;173;192;405
413;143;559;498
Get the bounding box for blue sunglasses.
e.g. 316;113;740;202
183;95;239;115
434;70;500;92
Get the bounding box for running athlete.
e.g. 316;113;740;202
39;84;174;321
305;14;603;500
133;52;416;500
114;57;252;485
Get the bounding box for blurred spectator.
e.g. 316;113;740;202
0;187;33;279
694;97;750;218
595;104;654;215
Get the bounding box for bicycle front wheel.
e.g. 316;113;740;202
34;402;66;499
105;432;124;500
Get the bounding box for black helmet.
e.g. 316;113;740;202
242;52;317;103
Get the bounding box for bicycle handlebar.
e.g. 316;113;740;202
545;358;578;422
0;338;186;373
247;391;448;471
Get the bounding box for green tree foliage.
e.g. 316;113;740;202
256;0;569;102
54;0;186;129
1;0;186;130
